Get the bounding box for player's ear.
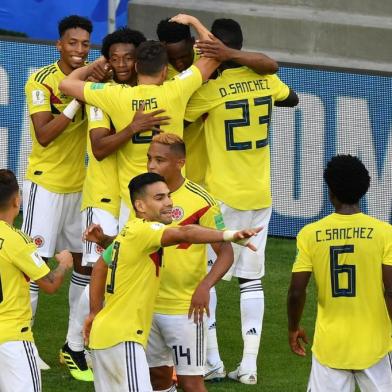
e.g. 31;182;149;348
134;199;145;214
12;192;21;210
176;158;185;170
135;62;139;74
161;65;168;81
56;39;62;53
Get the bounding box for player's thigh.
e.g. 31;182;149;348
92;342;152;392
81;207;118;267
355;353;392;392
57;191;83;253
156;314;207;376
308;355;355;392
0;341;41;392
22;181;62;258
232;207;272;279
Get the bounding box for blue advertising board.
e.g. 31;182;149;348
0;38;391;237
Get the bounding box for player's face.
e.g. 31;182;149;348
165;39;194;72
109;43;136;84
57;28;90;70
142;182;173;224
147;143;183;182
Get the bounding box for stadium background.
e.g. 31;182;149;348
0;38;391;237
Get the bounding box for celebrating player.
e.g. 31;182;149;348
83;172;261;392
146;134;237;392
23;15;95;369
287;155;392;392
0;170;73;392
184;18;299;384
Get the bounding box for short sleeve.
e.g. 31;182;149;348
184;85;213;122
25;79;52;115
382;224;392;266
172;65;202;104
271;74;290;102
12;242;50;281
102;243;114;265
199;204;226;230
135;221;166;252
86;104;111;131
83;82;121;116
292;229;313;272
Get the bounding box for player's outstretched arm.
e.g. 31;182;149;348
382;264;392;321
84;257;108;344
189;241;234;323
59;57;109;102
195;37;278;74
83;223;115;249
90;104;170;161
35;250;73;293
287;271;311;356
161;225;261;249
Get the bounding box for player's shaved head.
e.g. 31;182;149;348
136;41;168;75
156;19;192;43
129;172;166;209
211;18;243;50
58;15;93;37
0;170;19;211
151;133;186;158
324;155;370;205
101;27;146;59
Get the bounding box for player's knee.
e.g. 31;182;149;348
177;375;206;392
149;366;173;390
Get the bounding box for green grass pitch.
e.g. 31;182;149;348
30;235;317;391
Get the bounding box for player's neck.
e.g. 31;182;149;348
334;204;361;215
166;175;185;193
0;211;16;225
137;74;163;86
57;59;75;76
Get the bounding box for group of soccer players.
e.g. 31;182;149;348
0;9;391;392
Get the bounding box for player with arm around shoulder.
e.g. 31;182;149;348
83;172;260;392
288;155;392;392
0;170;73;392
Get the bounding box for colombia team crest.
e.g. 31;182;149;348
33;235;45;248
171;206;184;221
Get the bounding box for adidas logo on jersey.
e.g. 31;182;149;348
209;322;216;330
246;328;257;335
207;259;214;267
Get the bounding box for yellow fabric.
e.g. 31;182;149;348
89;218;165;349
293;213;392;369
0;221;49;344
155;179;224;314
25;61;87;193
83;65;202;208
81;104;120;216
185;67;290;210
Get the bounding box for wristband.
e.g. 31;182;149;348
63;99;81;119
223;230;251;247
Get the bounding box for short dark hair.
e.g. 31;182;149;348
136;41;168;75
128;172;166;209
58;15;93;37
211;18;243;49
101;27;146;59
156;18;191;43
0;169;19;210
324;155;370;204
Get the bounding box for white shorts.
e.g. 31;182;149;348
0;341;41;392
146;314;207;376
220;203;272;280
308;354;392;392
22;181;83;257
92;341;152;392
119;199;131;231
81;207;118;266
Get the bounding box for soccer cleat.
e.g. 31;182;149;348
228;365;257;385
204;360;226;382
59;343;94;382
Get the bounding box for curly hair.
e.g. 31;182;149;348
156;18;191;43
58;15;92;37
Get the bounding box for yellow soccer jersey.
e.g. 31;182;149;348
89;218;165;349
83;65;202;208
81;104;120;216
155;179;224;314
185;67;290;210
0;221;49;344
293;213;392;370
25;61;87;193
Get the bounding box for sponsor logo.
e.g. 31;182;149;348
178;68;193;80
90;82;105;90
246;328;257;335
150;222;164;231
90;106;103;121
214;213;225;230
171;206;184;221
33;235;44;248
32;90;45;105
30;251;44;267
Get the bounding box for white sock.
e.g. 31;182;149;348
206;286;222;366
239;280;264;372
30;281;39;326
67;284;90;352
66;272;90;351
